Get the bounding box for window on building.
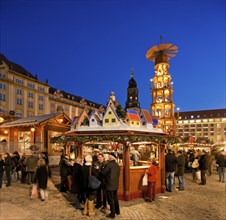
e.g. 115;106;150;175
197;115;200;118
17;89;22;95
105;119;109;123
28;92;33;98
39;104;43;110
15;78;23;85
108;111;112;115
38;86;45;92
0;83;6;90
0;94;6;101
51;103;55;108
112;118;116;123
191;115;194;119
28;101;33;108
0;73;6;78
15;112;22;117
92;119;95;122
38;95;44;101
27;82;35;89
197;124;201;127
142;122;146;125
16;98;22;105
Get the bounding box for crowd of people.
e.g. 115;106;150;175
164;148;226;194
59;150;120;219
0;147;225;219
0;151;51;201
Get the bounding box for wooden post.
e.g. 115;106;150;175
123;141;130;201
159;143;166;193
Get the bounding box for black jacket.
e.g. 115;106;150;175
165;153;178;172
216;153;225;167
0;159;5;173
199;154;207;170
101;160;120;191
71;162;83;194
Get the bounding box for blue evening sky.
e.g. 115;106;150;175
0;0;225;112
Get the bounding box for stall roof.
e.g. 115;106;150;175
0;113;71;128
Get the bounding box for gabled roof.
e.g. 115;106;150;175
126;109;140;122
103;105;120;121
127;113;140;122
90;110;102;122
0;113;71;128
140;109;152;123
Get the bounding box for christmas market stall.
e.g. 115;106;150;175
51;107;179;201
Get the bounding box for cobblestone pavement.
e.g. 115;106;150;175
0;169;225;220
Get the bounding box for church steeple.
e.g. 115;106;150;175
125;67;140;111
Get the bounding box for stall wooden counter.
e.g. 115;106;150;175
117;162;164;200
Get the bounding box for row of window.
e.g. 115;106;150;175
180;112;226;119
1;92;44;101
0;82;45;92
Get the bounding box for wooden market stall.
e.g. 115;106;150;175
0;113;71;165
61;128;176;201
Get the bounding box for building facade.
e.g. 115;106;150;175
0;54;103;119
176;109;226;144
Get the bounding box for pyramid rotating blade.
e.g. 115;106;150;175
159;43;172;51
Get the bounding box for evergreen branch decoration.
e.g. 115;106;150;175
50;134;180;145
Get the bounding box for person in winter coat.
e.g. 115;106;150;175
198;150;207;185
19;153;27;183
12;151;20;181
165;149;178;192
176;151;185;190
4;153;12;187
59;154;71;192
34;158;51;201
145;158;159;202
71;157;83;209
216;150;226;183
94;153;108;210
101;153;120;219
0;154;5;189
81;155;99;217
25;152;38;185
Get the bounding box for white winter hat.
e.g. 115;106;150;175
85;155;93;166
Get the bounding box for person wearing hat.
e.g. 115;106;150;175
81;154;99;217
176;150;185;191
101;153;120;219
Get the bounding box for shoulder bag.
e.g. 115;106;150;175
88;166;101;190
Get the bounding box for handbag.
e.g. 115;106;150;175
88;166;101;190
31;184;38;199
142;173;148;186
192;159;199;169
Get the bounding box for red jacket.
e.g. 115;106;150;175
146;164;158;183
